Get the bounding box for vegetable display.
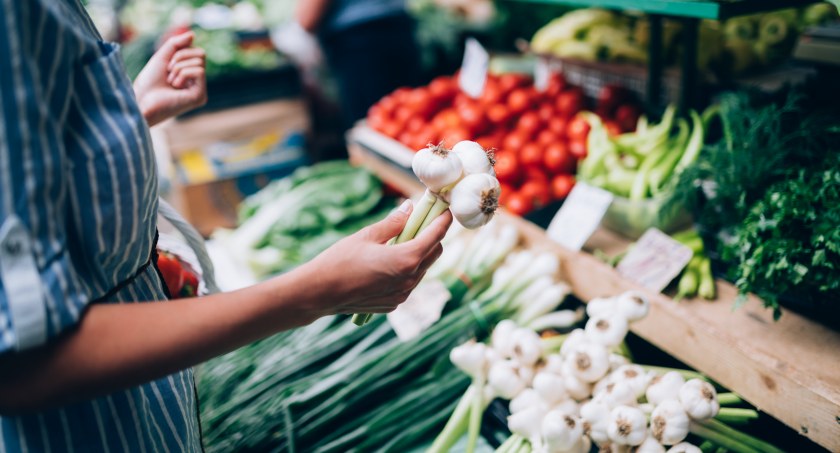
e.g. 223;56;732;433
434;292;784;453
212;161;391;279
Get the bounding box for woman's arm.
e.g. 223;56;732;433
0;206;451;414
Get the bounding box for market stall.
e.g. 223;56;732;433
72;0;840;452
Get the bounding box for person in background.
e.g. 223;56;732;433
298;0;425;130
0;1;449;451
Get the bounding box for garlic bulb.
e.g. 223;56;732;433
611;365;652;398
541;410;584;452
560;329;587;358
646;372;685;406
511;327;544;367
492;320;518;358
615;291;650;322
609;353;631;371
584;314;629;347
586;297;616;318
607;406;648;446
545;353;565;374
533;371;567;404
412;143;463;192
451;140;495;176
678;379;719;420
635;436;667;453
488;359;529;399
449;173;500;229
551;399;580;416
561;362;593;400
580;399;611;445
650;399;690;445
517;283;572;326
449;340;489;379
597;380;638;408
567;342;610;383
510;388;544;414
508;404;548;441
666;442;702;453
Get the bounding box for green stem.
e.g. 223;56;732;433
396;189;437;244
428;385;476;453
694;419;785;453
715;408;759;425
640;365;708;382
466;379;484;453
417;194;450;234
689;422;761;453
716;393;743;406
540;334;568;355
495;435;518;453
700;440;717;453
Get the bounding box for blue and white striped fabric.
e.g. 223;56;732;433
0;0;202;451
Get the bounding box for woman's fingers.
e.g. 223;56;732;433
168;48;205;71
171;67;205;90
167;58;205;84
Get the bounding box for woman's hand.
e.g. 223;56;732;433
133;32;207;127
295;200;452;316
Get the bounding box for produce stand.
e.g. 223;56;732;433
510;0;821;110
346;123;840;452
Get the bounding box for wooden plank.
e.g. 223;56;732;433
347;129;840;451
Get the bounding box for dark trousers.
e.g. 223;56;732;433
320;14;424;130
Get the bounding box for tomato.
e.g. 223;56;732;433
567;115;591;143
498;73;531;93
378;95;398;115
537;103;555;123
615;104;641;132
544;142;575;174
394;106;413;125
524;167;550;184
475;135;500;150
157;252;184;296
604;121;622;137
520;143;543;170
535;130;556;147
520;180;551;208
550;174;576;200
440;127;471;147
545;73;567;97
507;88;534;114
494;152;521;185
498;183;514;206
453;92;472;109
515;112;541;139
381;121;401;138
597;84;631;114
569;138;588;159
457;103;488;135
548;116;568;137
407;87;439;119
406;117;425;133
505;191;533;216
180;270;199;297
414;128;439;150
398;131;414;146
429;76;457;102
555;88;584;118
367;107;388;132
392;87;412;102
502;131;529;153
432;109;461;131
480;79;504;106
487;104;512;126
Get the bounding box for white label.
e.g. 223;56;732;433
617;228;694;292
387;280;451;341
459;38;489;99
534;57;551;92
546;182;614;251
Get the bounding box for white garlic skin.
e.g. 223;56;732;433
511;327;544;367
566;342;610;383
451;140;495;176
635;436;667;453
533;371;568;404
449;341;488;379
449;173;500;229
412;144;463;192
650;399;690;445
586;297;617;318
510;388;544;414
610;364;653;398
609;353;631;371
562;362;594;400
560;329;587;358
615;291;650;322
580;399;611;445
597;380;638;408
666;442;702;453
584;314;629;347
508;404;548;441
646;372;685;406
678;379;719;420
492;320;518;358
541;410;584;452
488;359;528;399
607;405;648;446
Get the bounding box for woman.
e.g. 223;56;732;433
0;1;449;451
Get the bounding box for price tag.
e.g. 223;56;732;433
616;228;694;292
534;57;551;92
387;280;451;341
459;38;489;99
546;182;614;251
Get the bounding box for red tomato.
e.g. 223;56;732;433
494;152;521;185
381;121;401;138
505;191;533;216
551;174;576;200
429;76;457;102
569;138;587;159
457;103;488;135
546;73;567;97
498;183;514;206
567;115;591;142
475;135;499;150
503;131;529;153
480;79;504;106
498;73;531;93
432;109;461;131
398;132;414;146
507;88;534;114
615;104;641;132
520;143;543;170
378;95;398;115
537;103;555;123
368;107;388;132
487;104;512;126
555;88;584;118
453;92;472;109
544;142;575;174
392;87;412;101
394;106;413;125
524;167;550;185
597;84;631;114
441;127;471;147
516;111;542;138
536;130;558;146
548;116;568;137
415;128;439;149
406;117;425;133
520;180;552;208
157;253;184;296
604;121;622;137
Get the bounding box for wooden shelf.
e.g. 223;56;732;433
506;0;821;20
347;125;840;451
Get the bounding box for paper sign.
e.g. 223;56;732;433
546;182;614;251
459;38;489;99
388;280;451;341
534;57;551;92
617;228;694;292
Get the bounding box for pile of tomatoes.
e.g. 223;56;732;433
366;72;640;216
